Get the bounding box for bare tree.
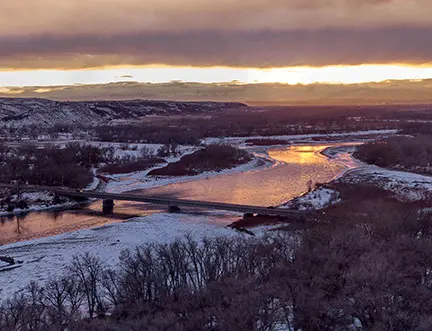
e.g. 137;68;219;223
69;253;106;318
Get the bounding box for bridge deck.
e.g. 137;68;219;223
1;184;308;218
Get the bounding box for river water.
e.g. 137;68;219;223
0;143;358;245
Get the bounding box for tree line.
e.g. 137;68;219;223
91;110;396;144
2;201;432;330
0;143;112;189
354;135;432;175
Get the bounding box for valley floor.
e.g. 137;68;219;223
3;129;419;302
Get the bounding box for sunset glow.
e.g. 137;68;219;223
1;64;432;88
2;0;432;102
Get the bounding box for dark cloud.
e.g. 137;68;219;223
0;27;431;69
0;0;431;69
1;0;428;36
0;0;432;36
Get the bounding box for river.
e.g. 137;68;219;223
0;143;358;245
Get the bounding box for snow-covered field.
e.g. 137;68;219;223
324;143;432;202
86;142;198;161
282;187;341;210
0;212;260;301
341;166;432;202
203;129;398;146
0;191;77;217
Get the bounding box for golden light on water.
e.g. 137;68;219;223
268;146;330;165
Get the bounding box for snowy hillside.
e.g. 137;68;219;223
0;98;248;127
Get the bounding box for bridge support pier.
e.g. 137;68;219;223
243;212;255;220
102;199;114;213
168;205;181;213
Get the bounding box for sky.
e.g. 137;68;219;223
1;0;432;101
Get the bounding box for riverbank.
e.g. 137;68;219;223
282;144;432;211
0;135;400;300
0;138;365;244
0;131;395;243
109;131;391;196
0;212;278;300
0;191;78;217
0;173;102;217
105;154;273;194
203;129;398;146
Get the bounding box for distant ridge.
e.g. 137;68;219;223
0;98;248;127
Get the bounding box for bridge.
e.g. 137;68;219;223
0;184;309;220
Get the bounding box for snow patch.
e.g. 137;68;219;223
0;213;246;301
203;130;398;146
282;188;341;210
0;260;10;268
341;166;432;202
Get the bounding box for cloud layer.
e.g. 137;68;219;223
1;0;432;69
2;80;432;106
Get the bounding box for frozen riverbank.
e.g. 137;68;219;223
282;143;432;211
0;211;272;301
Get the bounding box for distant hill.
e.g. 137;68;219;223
0;98;248;127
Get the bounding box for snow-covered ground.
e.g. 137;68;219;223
282;187;341;210
86;142;198;161
0;144;197;216
0;260;9;268
281;143;432;210
0;191;77;217
0;201;78;217
203;129;398;146
0;212;263;301
6;131;428;302
0;179;105;217
341;166;432;202
325;143;432;202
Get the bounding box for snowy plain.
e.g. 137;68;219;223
0;212;267;301
203;129;398;146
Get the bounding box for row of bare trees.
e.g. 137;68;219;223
0;143;114;188
0;235;299;331
91;107;398;144
0;143;167;188
3;204;432;330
